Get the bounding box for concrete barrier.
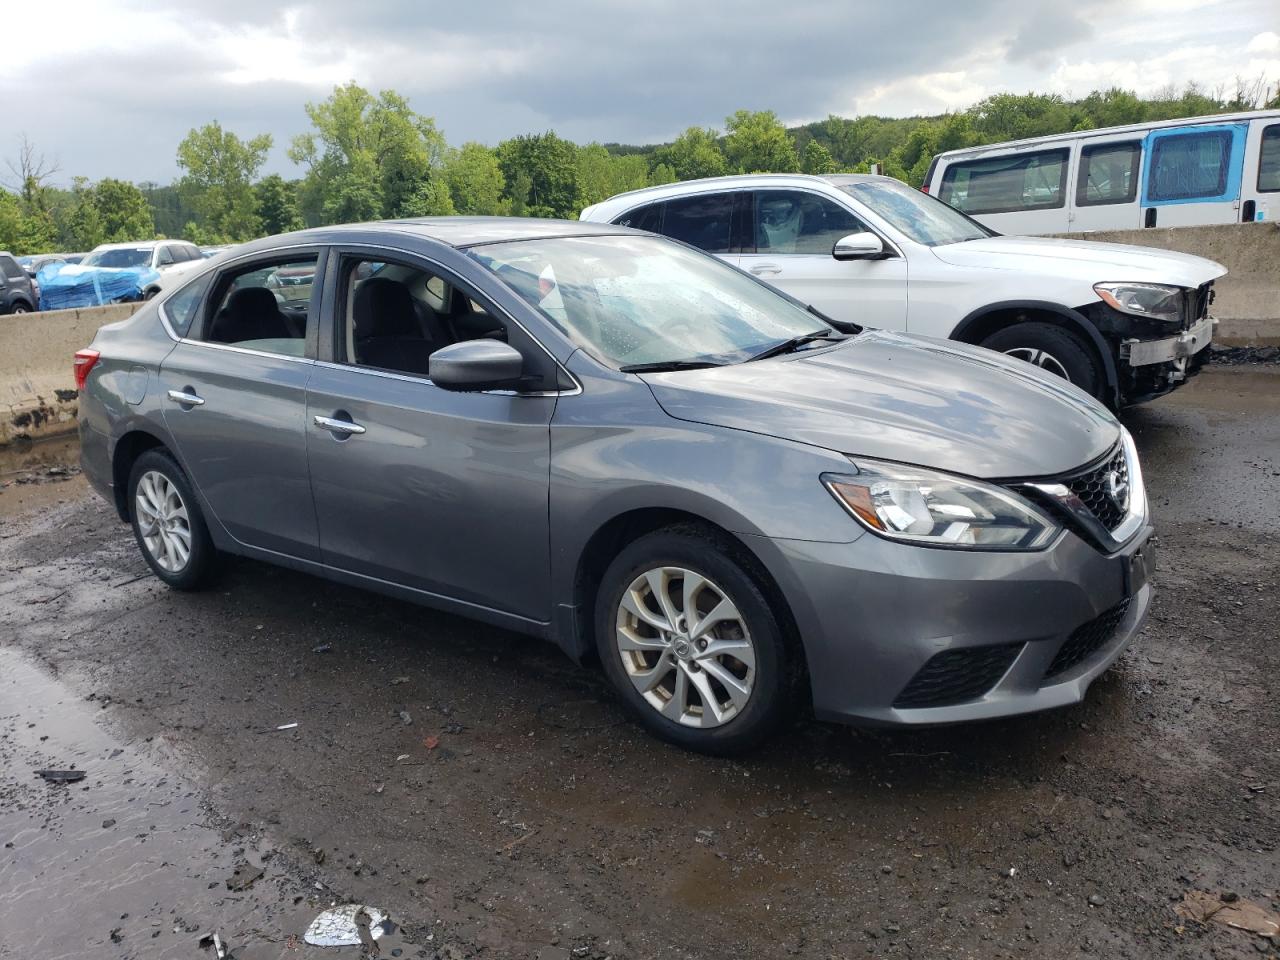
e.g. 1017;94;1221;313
1051;222;1280;347
0;302;144;445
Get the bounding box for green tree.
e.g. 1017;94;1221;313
647;163;677;186
255;174;304;235
62;177;105;250
723;110;799;173
399;176;456;216
800;139;839;174
496;132;580;218
92;179;155;242
176;121;272;241
289;83;447;223
443;143;508;215
576;144;650;207
651;126;727;181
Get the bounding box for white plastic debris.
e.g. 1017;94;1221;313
276;722;298;731
304;904;389;947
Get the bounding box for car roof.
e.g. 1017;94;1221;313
580;173;897;220
226;216;638;257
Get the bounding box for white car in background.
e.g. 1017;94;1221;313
81;240;207;299
580;174;1227;407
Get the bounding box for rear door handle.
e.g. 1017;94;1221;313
166;389;204;406
314;415;366;436
750;264;782;277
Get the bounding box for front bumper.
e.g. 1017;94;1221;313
1121;316;1215;367
752;524;1153;726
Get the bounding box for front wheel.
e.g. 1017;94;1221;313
981;322;1103;399
595;526;792;755
128;449;218;590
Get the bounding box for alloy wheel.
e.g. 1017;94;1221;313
1003;347;1071;381
615;566;756;728
135;470;192;573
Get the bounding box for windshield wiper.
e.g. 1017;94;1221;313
747;331;846;363
807;304;861;334
619;359;727;373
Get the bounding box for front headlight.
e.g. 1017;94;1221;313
1094;282;1183;325
823;460;1059;550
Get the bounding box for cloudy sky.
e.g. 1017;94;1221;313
2;0;1277;185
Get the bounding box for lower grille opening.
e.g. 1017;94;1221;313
1042;599;1131;682
893;642;1024;709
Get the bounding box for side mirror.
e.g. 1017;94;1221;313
832;232;888;261
429;340;525;392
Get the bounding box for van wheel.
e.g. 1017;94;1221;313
127;449;218;590
981;322;1102;398
595;526;791;755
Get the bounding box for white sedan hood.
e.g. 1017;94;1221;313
932;235;1227;289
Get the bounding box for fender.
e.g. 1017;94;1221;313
951;299;1120;407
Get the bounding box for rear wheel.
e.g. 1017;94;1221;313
10;301;31;315
128;449;217;590
595;526;792;755
981;322;1103;399
144;288;159;300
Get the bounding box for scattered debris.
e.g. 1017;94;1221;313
390;676;410;685
35;769;85;783
312;643;333;654
395;754;411;762
275;722;299;731
424;736;440;750
304;904;390;947
225;864;264;892
198;932;229;957
1176;890;1280;937
399;710;412;725
102;819;116;829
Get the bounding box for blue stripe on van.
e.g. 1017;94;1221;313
1141;123;1248;206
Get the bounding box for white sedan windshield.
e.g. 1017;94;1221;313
836;179;994;246
472;235;831;369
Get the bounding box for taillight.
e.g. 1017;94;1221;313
920;185;930;194
73;349;100;391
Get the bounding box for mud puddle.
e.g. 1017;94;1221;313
0;435;85;521
0;647;422;959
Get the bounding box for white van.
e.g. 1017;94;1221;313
924;110;1280;235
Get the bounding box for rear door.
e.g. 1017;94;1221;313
612;191;746;269
1141;123;1248;228
1240;119;1280;223
158;249;324;560
737;188;906;328
1069;135;1144;232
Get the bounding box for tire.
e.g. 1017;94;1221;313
594;525;792;755
981;322;1103;399
127;449;217;590
10;301;31;315
144;288;159;300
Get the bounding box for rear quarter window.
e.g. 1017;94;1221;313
162;274;211;337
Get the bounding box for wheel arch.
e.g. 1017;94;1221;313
110;429;168;521
951;300;1119;407
562;507;804;682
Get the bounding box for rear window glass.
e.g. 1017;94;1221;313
659;193;734;253
1077;141;1141;206
939;148;1069;215
615;201;664;232
163;274;211;337
1148;131;1232;201
1259;124;1280;193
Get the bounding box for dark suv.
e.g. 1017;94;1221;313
0;252;39;314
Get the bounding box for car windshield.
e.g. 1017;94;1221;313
471;234;833;369
82;248;152;269
835;179;994;246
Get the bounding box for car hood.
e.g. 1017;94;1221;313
642;330;1120;479
932;235;1226;288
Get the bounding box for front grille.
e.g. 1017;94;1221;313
893;643;1023;709
1043;599;1131;681
1065;448;1129;531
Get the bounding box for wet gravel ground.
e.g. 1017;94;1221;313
1;366;1277;960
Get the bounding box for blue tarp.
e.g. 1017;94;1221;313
36;263;159;311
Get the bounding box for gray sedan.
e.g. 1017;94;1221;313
77;217;1154;754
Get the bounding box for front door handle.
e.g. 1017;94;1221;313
314;415;366;436
750;263;782;277
166;389;205;406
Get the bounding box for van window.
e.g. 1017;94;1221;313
1148;131;1232;201
1260;125;1280;193
939;149;1069;215
1077;141;1141;206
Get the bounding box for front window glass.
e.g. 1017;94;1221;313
1258;124;1280;193
1077;141;1141;206
835;179;993;246
1148;131;1232;201
473;234;832;369
938;149;1069;214
754;190;869;254
82;247;152;269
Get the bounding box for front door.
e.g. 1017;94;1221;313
737;189;907;329
1141;123;1248;228
159;252;323;560
1240;119;1280;223
305;250;556;622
